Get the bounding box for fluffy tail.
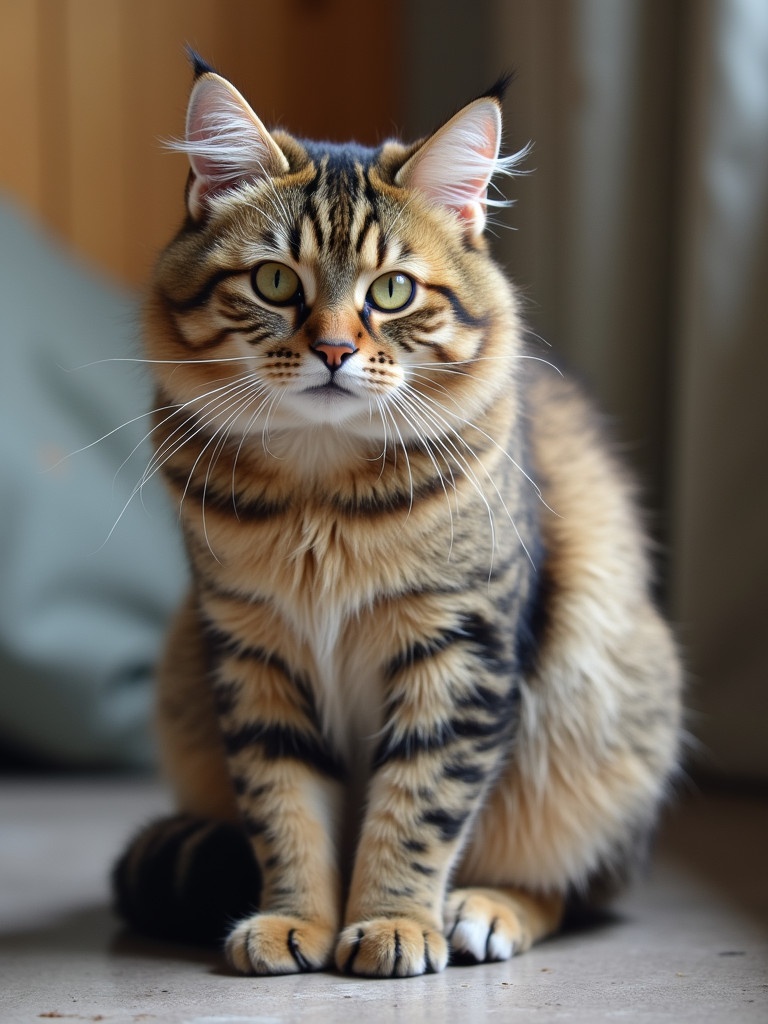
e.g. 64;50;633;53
112;814;261;945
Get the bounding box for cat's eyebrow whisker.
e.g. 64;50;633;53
243;197;288;236
259;176;295;234
382;193;418;247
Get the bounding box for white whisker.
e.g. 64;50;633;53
405;377;559;518
383;392;458;559
377;398;414;518
390;388;498;569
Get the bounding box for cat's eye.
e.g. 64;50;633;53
368;272;415;312
252;262;302;306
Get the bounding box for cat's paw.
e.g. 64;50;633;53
225;913;335;975
444;888;532;963
335;918;448;977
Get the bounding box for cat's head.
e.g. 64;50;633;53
146;57;527;461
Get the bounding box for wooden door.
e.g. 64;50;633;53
0;0;403;286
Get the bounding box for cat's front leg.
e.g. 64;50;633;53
211;643;345;975
223;764;343;975
335;756;454;977
336;637;519;977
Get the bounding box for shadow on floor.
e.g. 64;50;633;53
0;903;224;969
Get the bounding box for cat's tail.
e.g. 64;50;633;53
112;814;261;945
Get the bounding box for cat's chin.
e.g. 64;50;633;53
277;387;374;427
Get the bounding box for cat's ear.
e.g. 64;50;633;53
176;71;290;220
396;90;523;238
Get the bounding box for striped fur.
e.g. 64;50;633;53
113;63;683;977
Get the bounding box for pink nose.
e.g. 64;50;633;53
311;339;358;369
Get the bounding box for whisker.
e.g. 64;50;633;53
364;396;389;471
405;353;562;377
62;354;254;371
100;374;265;550
112;375;251;489
140;375;261;490
163;376;269;557
230;386;275;513
197;380;269;558
404;380;559;518
377;398;414;517
390;389;497;567
383;393;458;559
260;388;287;460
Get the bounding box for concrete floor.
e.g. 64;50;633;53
0;779;766;1024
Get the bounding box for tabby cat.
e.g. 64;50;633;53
113;54;682;978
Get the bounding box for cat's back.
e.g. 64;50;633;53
525;361;651;599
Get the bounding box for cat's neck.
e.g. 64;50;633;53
244;423;383;484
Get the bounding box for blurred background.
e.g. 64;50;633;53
0;0;766;786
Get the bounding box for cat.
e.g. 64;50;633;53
113;53;683;978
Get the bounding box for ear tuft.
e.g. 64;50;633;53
481;71;516;104
185;46;218;81
395;92;528;238
169;70;289;221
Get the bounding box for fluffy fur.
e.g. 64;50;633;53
113;62;682;978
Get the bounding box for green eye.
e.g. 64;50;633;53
252;262;301;305
368;272;415;312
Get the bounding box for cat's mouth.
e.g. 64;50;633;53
303;381;354;397
287;378;372;426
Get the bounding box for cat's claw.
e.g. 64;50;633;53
225;913;335;975
335;918;448;977
444;888;531;963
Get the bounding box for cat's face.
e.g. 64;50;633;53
146;66;525;457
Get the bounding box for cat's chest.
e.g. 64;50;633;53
213;503;391;758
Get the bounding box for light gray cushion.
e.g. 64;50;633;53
0;199;187;768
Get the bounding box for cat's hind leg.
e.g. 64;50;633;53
444;887;563;963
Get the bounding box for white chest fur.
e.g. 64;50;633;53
287;585;382;772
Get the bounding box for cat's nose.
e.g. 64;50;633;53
311;339;358;371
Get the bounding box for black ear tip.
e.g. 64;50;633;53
483;70;516;104
185;45;217;80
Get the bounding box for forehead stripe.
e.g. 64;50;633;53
164;266;245;312
354;210;376;255
424;283;489;329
